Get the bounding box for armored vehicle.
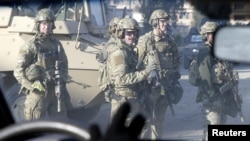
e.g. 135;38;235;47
0;0;108;121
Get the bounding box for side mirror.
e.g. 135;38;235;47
214;26;250;63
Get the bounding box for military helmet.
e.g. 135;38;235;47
118;16;139;30
116;16;139;39
109;17;120;27
25;64;45;82
109;17;120;34
201;21;218;33
149;9;169;27
34;8;56;31
35;8;55;22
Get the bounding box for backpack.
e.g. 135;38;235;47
96;42;112;91
188;52;200;86
97;61;109;91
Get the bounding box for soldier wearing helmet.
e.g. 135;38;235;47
116;15;140;44
34;8;56;34
194;21;240;141
148;9;169;35
108;17;120;38
97;17;121;64
96;17;121;103
14;8;72;121
104;16;157;139
136;9;183;139
200;21;218;45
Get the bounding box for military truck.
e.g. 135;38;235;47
0;0;108;121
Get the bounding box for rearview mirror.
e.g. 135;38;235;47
214;26;250;63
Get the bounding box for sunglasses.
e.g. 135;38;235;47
158;19;168;23
125;30;137;36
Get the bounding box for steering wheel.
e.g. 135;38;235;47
0;120;90;141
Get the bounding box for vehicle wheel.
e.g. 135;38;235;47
183;55;191;69
0;121;90;140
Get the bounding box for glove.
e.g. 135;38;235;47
145;56;157;74
32;80;46;92
147;69;158;83
147;70;160;88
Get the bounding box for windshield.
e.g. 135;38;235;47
89;0;105;26
1;0;250;141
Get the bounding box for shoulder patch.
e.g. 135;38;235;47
113;54;125;66
111;50;125;66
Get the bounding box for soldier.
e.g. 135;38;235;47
103;17;121;40
105;16;157;139
136;9;183;139
13;8;72;120
196;21;241;141
96;17;121;103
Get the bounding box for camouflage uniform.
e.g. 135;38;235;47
136;9;183;139
97;17;121;103
13;8;71;120
106;17;155;139
196;22;240;141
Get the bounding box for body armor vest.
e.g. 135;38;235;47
154;38;175;69
35;37;58;70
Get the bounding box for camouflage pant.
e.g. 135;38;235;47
201;98;227;141
145;88;168;140
24;84;69;120
110;94;151;139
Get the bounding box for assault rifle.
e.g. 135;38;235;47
55;45;62;112
149;49;175;116
219;64;244;122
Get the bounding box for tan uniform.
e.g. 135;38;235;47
136;31;183;139
106;39;151;139
196;43;240;141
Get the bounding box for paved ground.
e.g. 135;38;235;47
3;63;248;140
90;63;250;140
